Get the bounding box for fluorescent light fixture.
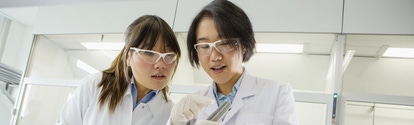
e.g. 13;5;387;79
383;48;414;58
81;42;124;50
256;44;303;53
76;60;99;74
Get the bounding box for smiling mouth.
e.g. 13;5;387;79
211;65;226;71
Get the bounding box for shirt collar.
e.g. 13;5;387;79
213;67;245;105
130;77;159;110
130;77;160;94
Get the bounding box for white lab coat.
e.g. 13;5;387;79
194;70;299;125
61;73;173;125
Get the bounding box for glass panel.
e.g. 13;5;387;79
14;34;123;124
0;15;5;56
0;15;8;62
26;34;123;79
296;102;327;125
16;84;76;125
0;84;13;125
343;35;414;97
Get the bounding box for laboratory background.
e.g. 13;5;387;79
0;0;413;125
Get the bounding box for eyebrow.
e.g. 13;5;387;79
196;37;209;42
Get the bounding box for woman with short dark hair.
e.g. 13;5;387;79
170;0;299;125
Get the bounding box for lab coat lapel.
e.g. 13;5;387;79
147;92;163;117
204;85;218;116
222;72;256;124
120;83;133;124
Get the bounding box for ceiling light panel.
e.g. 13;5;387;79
383;48;414;58
81;42;124;50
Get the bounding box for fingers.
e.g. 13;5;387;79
196;120;220;125
171;94;215;124
190;94;215;105
182;98;195;120
187;94;215;118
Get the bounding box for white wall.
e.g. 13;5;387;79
246;54;330;92
170;33;196;85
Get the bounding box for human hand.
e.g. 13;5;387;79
171;94;215;125
196;120;220;125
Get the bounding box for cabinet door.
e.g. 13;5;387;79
172;0;211;32
173;0;343;33
34;0;178;34
343;0;414;34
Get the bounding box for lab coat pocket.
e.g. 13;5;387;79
237;114;273;125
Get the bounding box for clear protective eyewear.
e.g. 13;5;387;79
194;38;239;56
130;47;177;64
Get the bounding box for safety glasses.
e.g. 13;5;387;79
194;38;239;56
130;47;177;64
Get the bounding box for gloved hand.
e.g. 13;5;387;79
196;120;220;125
171;94;215;125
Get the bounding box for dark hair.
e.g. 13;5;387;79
187;0;255;68
98;15;181;112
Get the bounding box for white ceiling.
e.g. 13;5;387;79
0;7;38;26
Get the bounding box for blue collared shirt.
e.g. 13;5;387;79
130;77;158;110
212;71;245;106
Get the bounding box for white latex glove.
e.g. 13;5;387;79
196;120;220;125
171;94;215;125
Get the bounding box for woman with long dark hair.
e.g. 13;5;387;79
61;15;181;125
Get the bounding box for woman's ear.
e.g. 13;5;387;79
126;52;131;66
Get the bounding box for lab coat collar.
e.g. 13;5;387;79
124;82;166;117
124;82;133;96
204;70;256;123
146;91;166;116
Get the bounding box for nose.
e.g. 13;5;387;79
210;47;223;62
154;57;167;69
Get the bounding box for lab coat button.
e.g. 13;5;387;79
141;106;144;109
